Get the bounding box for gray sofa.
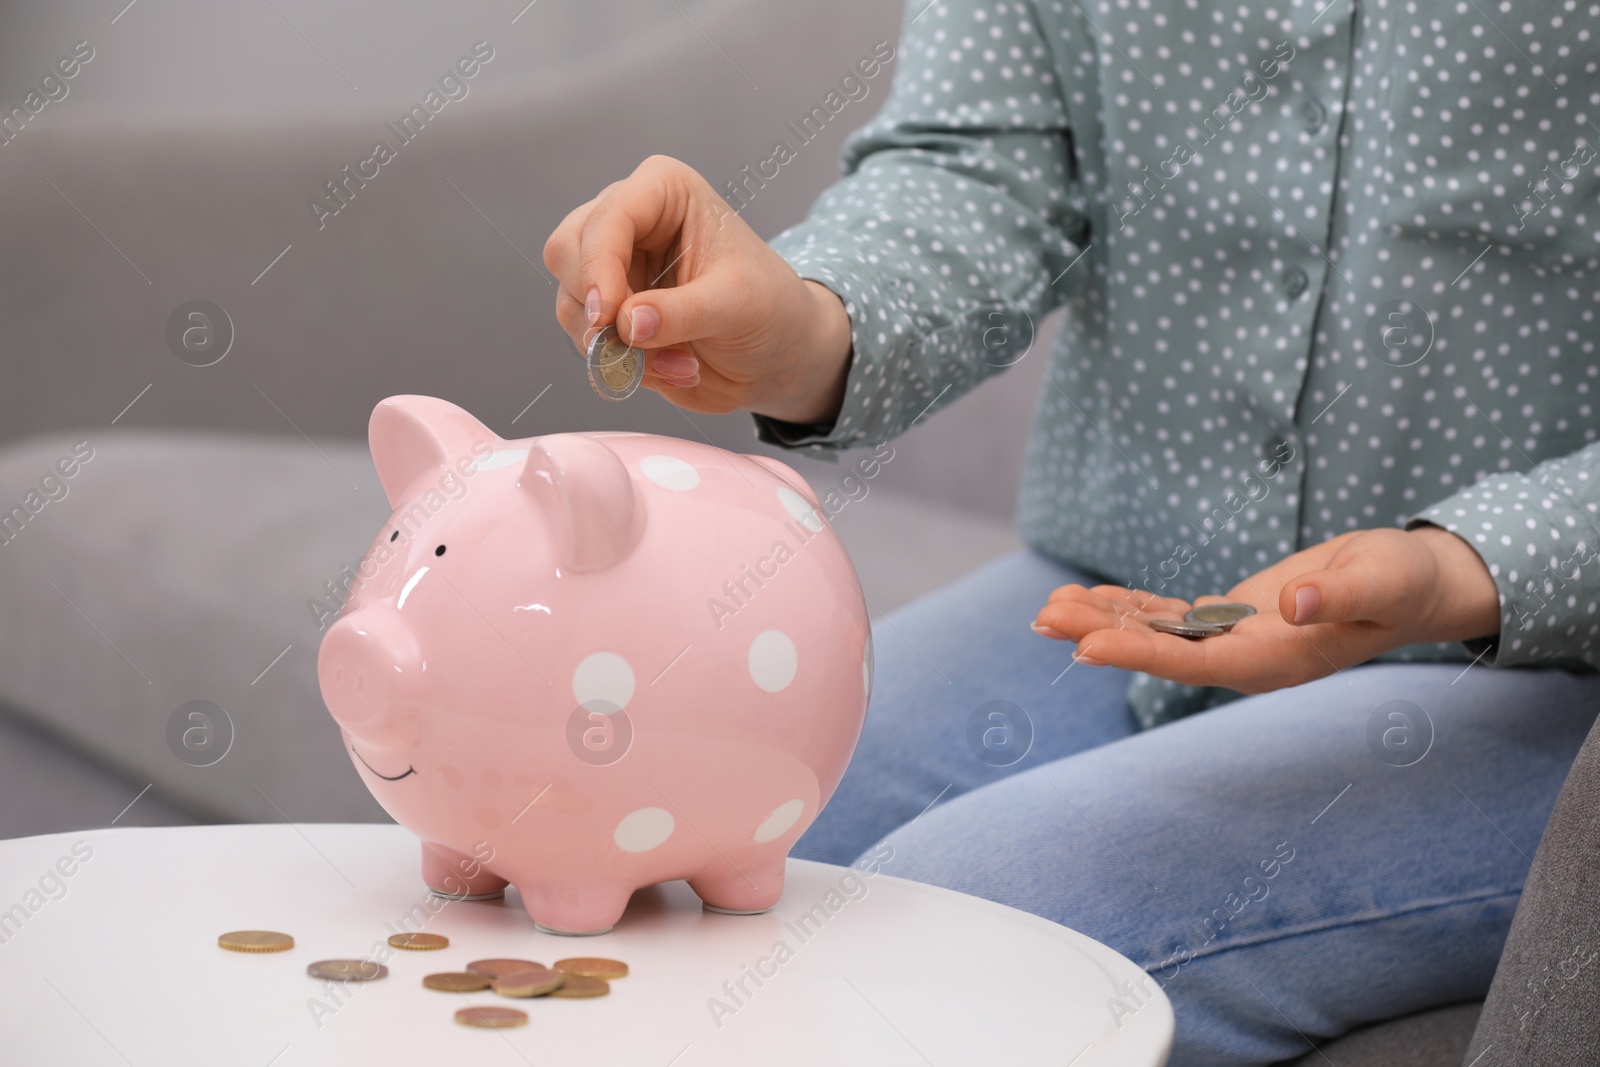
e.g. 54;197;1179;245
0;2;1586;1063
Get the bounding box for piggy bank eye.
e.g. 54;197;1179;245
435;544;447;556
389;531;399;542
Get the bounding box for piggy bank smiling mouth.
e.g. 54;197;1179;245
351;745;417;782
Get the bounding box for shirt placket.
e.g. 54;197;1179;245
1267;6;1359;552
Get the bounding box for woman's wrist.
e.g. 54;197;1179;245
1410;524;1502;645
749;280;854;427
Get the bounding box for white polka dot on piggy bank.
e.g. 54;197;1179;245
317;397;870;934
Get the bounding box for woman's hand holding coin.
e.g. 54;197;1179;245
543;155;854;425
1030;527;1502;694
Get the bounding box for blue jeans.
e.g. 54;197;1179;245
795;550;1600;1066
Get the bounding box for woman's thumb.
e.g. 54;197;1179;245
619;274;734;351
1282;556;1408;626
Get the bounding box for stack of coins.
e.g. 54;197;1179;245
489;965;566;998
441;955;630;1023
551;957;626;998
1149;602;1257;639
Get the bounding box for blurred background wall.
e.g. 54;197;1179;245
0;0;1052;837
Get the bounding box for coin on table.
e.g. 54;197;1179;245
554;957;629;980
455;1006;528;1029
1149;618;1225;639
491;966;566;998
306;959;388;982
423;972;492;993
551;974;611;998
218;930;294;953
1185;602;1257;631
466;958;544;978
585;324;644;401
388;932;448;951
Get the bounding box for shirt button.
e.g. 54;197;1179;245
1303;98;1327;134
1282;268;1309;299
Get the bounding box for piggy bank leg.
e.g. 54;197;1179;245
519;880;634;936
421;841;508;901
691;855;787;915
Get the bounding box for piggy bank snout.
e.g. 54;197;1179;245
318;613;422;732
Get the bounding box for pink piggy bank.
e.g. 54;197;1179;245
317;396;872;934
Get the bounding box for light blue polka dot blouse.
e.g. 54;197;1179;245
752;0;1600;726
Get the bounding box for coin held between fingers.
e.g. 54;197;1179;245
1149;618;1225;639
1185;603;1257;630
586;324;644;400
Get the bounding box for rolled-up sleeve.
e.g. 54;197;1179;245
754;1;1090;455
1407;439;1600;671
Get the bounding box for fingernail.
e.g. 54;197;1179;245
653;351;699;378
1074;650;1109;667
585;287;601;325
626;305;659;344
1294;586;1320;624
660;374;700;389
1030;622;1067;639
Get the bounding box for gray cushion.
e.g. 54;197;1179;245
1463;712;1600;1065
0;430;394;824
1282;1002;1482;1067
0;704;200;838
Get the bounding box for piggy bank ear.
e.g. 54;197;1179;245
521;434;644;572
369;395;497;507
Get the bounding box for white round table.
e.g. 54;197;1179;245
0;825;1172;1066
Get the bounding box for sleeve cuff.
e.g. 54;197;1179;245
1401;517;1503;664
744;253;909;457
